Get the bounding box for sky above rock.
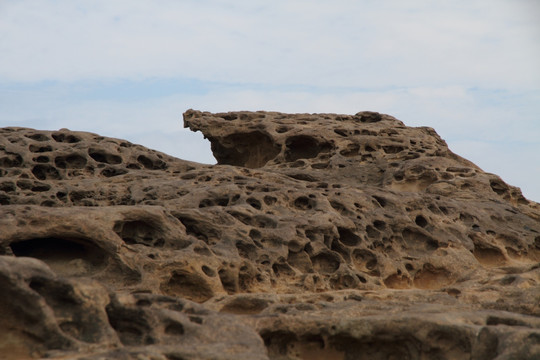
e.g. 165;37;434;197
1;0;539;201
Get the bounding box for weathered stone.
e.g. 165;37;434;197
0;111;539;359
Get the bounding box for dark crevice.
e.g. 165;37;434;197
210;131;280;168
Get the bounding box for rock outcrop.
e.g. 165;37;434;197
0;110;539;359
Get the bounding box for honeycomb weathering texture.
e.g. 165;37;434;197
0;110;539;359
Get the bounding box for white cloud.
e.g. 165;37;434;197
0;1;538;88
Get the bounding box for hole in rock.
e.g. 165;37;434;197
52;133;81;143
489;180;508;195
355;111;383;123
199;196;229;208
340;143;361;157
115;220;165;247
334;129;349;137
101;167;128;177
137;155;167;170
311;251;341;274
331;273;357;290
366;225;380;239
32;182;51;192
384;274;410;289
218;268;238;294
196;247;213;257
486;316;527;327
220;296;270;315
262;331;346;360
247;197;262;209
29;144;52;153
176;215;219;242
382;145;405;154
285;135;332;162
353;249;378;272
164;321;185;336
41;200;56;207
393;172;404;181
294;196;315;210
415;215;428;228
459;212;477;225
290;160;306;168
69;189;95;203
31;164;61;180
136;299;152;307
88;149;122;164
236;240;258;260
473;245;507;267
10;237;107;276
337;227;362;246
228;193;241;203
249;229;262;241
372;196;387;207
25;133;50;141
160;270;214;303
425;328;472;358
59;321;85;340
228;211;277;228
0;194;11;205
373;220;386;230
276;126;290;133
201;265;216;277
211;131;280;168
16;179;49;192
331;239;350;261
365;145;376;152
261;330;297;356
0;181;16;192
287;173;318;182
54;154;87;169
220;114;239;120
272;263;295;277
287;250;313;272
106;306;154;346
27;277;80;306
127;163;141;170
413;264;453;289
188;316;203;324
402;228;439;251
330;201;351;215
312;162;329;169
34;155;50;163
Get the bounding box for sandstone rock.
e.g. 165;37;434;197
0;111;539;359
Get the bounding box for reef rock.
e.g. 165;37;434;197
0;110;539;359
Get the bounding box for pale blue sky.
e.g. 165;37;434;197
1;0;539;201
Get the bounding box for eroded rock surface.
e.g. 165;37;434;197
0;111;539;359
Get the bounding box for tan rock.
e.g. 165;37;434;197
0;111;539;359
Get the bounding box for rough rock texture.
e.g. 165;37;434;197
0;110;539;359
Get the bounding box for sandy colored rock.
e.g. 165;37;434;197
0;110;539;359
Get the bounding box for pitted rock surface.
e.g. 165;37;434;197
0;110;539;359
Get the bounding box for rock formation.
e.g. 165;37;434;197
0;110;539;359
